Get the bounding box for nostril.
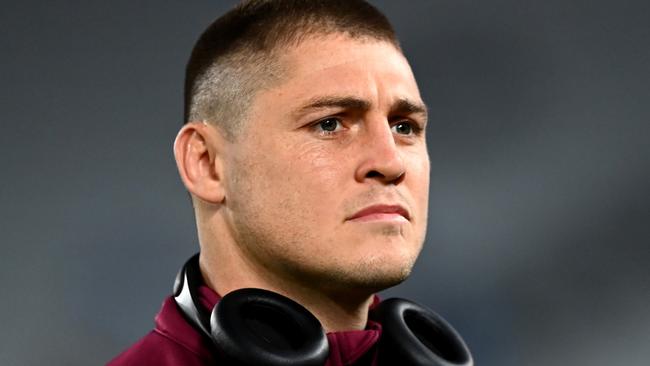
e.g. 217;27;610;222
366;170;383;179
364;169;405;184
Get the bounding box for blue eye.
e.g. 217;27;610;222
317;117;342;133
391;121;414;135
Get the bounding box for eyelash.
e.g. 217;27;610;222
312;117;423;137
391;120;423;136
314;117;344;136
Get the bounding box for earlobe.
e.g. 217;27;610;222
173;122;226;204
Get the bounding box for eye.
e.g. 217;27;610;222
316;117;343;133
391;121;415;135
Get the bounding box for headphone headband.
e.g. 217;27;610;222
173;254;329;366
173;254;212;337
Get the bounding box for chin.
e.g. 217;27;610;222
324;252;418;293
363;259;414;288
360;269;411;292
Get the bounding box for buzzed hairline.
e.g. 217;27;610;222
184;0;401;140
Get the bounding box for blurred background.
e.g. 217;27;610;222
1;0;648;365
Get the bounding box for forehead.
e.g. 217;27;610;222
263;34;422;111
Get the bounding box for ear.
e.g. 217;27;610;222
173;122;226;204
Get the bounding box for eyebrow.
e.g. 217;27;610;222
295;96;371;116
294;95;428;120
392;98;428;121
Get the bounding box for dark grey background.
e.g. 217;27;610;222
1;1;648;365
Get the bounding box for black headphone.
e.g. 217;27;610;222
173;254;473;366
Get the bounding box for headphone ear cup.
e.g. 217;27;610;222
210;288;329;366
370;298;473;366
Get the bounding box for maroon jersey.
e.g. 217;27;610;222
108;286;382;365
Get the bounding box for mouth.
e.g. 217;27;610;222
347;204;410;223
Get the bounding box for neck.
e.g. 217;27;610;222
197;223;375;332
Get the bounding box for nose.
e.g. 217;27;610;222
354;119;406;184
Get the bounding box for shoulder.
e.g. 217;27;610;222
107;297;217;365
107;329;214;366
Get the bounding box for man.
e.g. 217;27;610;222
109;0;439;364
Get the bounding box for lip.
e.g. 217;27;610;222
347;204;410;222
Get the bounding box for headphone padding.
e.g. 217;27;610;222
210;288;329;366
371;298;473;366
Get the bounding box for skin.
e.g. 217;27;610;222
174;33;430;332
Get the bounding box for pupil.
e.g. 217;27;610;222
321;119;337;131
396;122;411;134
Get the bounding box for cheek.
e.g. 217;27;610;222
406;150;431;220
284;141;345;182
301;144;345;186
284;144;351;225
406;148;430;185
418;158;431;196
249;142;347;208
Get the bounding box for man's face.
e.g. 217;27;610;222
221;34;430;294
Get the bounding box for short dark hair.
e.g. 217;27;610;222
184;0;400;139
